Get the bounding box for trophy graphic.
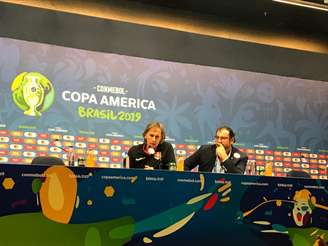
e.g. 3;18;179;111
11;72;55;117
22;76;44;116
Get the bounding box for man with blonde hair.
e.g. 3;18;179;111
128;122;176;170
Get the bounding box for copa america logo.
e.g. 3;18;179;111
11;72;55;117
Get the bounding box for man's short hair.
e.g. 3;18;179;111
216;126;236;142
143;121;166;143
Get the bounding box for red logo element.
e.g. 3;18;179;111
38;133;49;139
99;151;110;156
76;136;87;141
12;138;23;143
187;145;197;150
0;150;8;155
274;151;282;156
10;158;23;163
154;152;161;160
256;161;265;166
24;145;36;150
187;150;195;155
37;152;47;157
264;150;273;155
0;130;9;135
111;139;121;145
122;146;130;151
88;143;97;149
203;193;218;211
111;157;122;163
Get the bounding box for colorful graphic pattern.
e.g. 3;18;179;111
0;164;327;245
0;129;327;179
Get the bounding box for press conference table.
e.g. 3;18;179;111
0;164;327;245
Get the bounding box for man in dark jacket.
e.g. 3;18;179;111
128;121;176;170
184;126;247;174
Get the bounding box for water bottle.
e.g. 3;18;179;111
86;149;96;167
264;162;273;176
77;157;86;167
122;152;130;168
67;146;75;166
169;162;177;171
245;160;256;175
177;157;184;171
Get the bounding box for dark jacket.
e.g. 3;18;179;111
184;144;247;174
128;141;176;169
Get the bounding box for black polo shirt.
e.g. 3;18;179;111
128;141;176;169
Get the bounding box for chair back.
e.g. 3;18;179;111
287;170;311;179
31;156;65;166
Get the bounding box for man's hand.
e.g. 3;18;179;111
144;165;154;170
216;144;228;161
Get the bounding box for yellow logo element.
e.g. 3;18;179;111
104;186;115;197
2;177;15;190
11;72;55;117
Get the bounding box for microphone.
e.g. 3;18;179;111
148;147;155;155
143;144;155;155
54;139;75;166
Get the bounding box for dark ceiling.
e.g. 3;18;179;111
128;0;328;35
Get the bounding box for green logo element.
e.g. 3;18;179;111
11;72;55;117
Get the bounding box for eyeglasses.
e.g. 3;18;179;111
214;136;229;141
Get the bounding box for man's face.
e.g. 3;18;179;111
215;129;234;153
144;127;162;149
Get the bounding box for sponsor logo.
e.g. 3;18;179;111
49;147;62;153
76;136;87;141
99;144;110;150
0;137;9;142
23;151;36;157
111;145;121;151
111;139;121;145
283;152;292;156
38;133;49;139
176;149;187;155
11;131;23;137
24;132;37;138
122;140;132;145
111;157;122;163
87;137;98;143
88;143;98;149
0;157;9;162
255;150;264;154
99;151;110;156
37;139;49;145
75;142;87;148
10;144;23;150
274;162;283;167
63;135;75;141
99;157;110;162
99;138;110;144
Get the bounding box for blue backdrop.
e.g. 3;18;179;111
0;37;327;151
